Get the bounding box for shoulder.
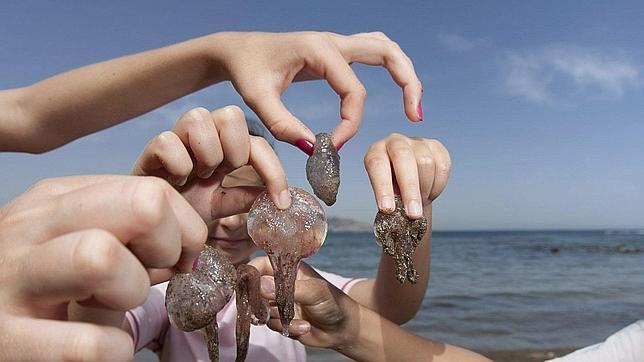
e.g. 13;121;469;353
547;320;644;362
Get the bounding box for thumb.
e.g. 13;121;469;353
243;90;315;148
210;185;264;220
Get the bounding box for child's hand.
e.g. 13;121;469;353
131;105;290;221
364;134;451;219
248;257;358;349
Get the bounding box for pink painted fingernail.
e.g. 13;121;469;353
295;139;314;156
336;141;345;151
192;257;199;270
417;101;424;121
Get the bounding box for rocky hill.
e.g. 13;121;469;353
327;216;372;233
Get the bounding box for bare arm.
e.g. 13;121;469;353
1;34;222;153
348;135;450;324
349;203;432;324
1;31;424;154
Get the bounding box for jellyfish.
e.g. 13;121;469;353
373;195;428;284
306;133;340;206
247;187;327;336
235;264;269;362
165;246;236;362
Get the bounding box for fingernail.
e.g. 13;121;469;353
407;199;423;218
336;141;345;151
295;322;311;334
416;101;424;121
278;189;292;209
192;257;199;270
295;139;314;156
261;276;275;294
379;196;395;212
170;175;188;186
198;167;215;179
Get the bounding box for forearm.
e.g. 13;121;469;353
352;203;432;324
336;303;489;362
1;33;228;153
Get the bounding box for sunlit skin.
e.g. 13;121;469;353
208;166;264;266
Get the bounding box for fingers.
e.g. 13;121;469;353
48;177;206;273
365;135;451;218
331;32;424;122
3;317;133;361
302;38;367;146
364;141;395;213
131;131;193;186
18;229;149;310
425;139;451;201
241;86;316;146
208;185;265;220
247;136;291;209
266;318;311;337
210;106;250;174
173;107;223;179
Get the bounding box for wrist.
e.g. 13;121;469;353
334;303;384;361
201;32;242;83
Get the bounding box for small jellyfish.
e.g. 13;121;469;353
165;246;236;362
247;187;327;336
235;265;269;362
306;133;340;206
373;195;428;284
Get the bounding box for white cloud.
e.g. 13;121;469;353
437;33;486;52
504;44;641;104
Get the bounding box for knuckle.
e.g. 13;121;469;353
267;121;290;142
418;155;435;169
73;230;120;285
389;145;413;159
64;326;107;362
130;177;169;229
219;105;245;122
363;155;387;170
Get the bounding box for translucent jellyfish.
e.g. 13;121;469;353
247;187;327;336
374;195;428;284
165;246;236;362
306;133;340;206
235;264;269;362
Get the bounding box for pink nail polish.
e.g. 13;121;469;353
192;257;199;270
295;139;314;156
336;141;345;151
416;101;424;121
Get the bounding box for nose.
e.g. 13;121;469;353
217;214;246;232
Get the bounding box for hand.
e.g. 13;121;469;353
248;257;358;349
0;175;207;360
213;31;423;150
364;134;451;219
131;105;290;213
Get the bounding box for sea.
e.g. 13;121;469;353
306;230;644;360
134;229;644;361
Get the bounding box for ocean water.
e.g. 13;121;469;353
306;230;644;360
134;230;644;361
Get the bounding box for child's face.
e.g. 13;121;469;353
207;166;262;265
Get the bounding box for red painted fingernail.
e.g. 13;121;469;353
417;101;424;121
336;141;345;151
295;139;314;156
192;257;199;270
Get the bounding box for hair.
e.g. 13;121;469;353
246;118;275;150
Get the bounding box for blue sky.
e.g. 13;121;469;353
1;0;643;230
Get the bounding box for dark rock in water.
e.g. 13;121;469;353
306;133;340;206
617;245;642;254
373;195;427;284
